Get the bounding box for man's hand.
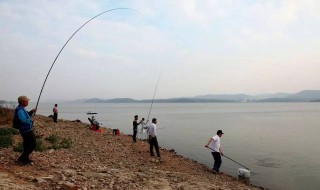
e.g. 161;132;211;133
220;152;224;156
31;108;37;112
205;145;209;148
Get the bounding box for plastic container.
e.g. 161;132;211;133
238;168;250;178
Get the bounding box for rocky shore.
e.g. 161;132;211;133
0;114;263;190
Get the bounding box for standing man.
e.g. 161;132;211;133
53;104;58;123
139;118;147;140
132;115;141;143
13;96;37;164
147;118;161;160
205;130;224;174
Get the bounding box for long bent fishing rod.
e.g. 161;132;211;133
35;8;137;114
146;71;162;123
205;146;251;171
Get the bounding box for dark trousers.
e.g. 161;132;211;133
53;113;58;122
19;131;36;161
149;136;160;157
212;152;222;172
133;129;137;142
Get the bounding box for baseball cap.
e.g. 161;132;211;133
217;130;224;134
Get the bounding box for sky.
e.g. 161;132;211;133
1;0;320;101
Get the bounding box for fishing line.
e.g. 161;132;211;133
34;8;138;115
205;146;251;171
146;70;162;123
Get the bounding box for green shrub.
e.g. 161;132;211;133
59;138;72;149
45;135;58;144
0;135;13;148
47;144;59;150
0;128;19;136
47;137;72;150
35;138;45;152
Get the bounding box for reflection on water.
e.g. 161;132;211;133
255;158;285;168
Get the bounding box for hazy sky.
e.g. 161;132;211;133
1;0;320;101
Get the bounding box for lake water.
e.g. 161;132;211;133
30;102;320;190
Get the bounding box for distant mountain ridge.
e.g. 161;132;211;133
80;90;320;103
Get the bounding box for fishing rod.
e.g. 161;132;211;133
34;8;137;115
205;146;251;171
146;71;162;123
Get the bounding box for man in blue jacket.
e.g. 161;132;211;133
13;95;37;164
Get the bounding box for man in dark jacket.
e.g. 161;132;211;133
13;95;37;164
132;115;141;143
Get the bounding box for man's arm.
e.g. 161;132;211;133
28;108;36;117
17;109;32;124
219;148;224;156
205;137;213;148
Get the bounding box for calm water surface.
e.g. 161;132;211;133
31;102;320;190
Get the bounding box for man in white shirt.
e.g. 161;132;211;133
205;130;224;174
139;118;147;140
147;118;160;159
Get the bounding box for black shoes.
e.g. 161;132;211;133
17;157;33;165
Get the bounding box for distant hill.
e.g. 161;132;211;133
71;89;320;103
253;93;292;100
84;98;139;103
285;90;320;101
194;90;320;102
194;94;252;101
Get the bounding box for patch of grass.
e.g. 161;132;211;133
45;134;58;144
0;128;19;135
35;138;45;152
45;133;72;150
0;135;13;148
59;138;72;149
0;128;19;148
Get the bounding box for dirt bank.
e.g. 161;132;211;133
0;114;263;190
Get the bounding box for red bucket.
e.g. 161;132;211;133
113;129;120;135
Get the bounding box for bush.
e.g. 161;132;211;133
0;128;19;136
0;128;19;148
47;137;72;150
59;138;72;149
35;138;45;152
45;135;58;144
0;135;13;148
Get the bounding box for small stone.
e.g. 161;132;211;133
62;182;77;190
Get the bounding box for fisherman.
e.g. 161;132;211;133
52;104;58;123
139;118;147;140
147;118;161;160
91;115;100;130
132;115;141;143
205;130;224;174
13;96;37;165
